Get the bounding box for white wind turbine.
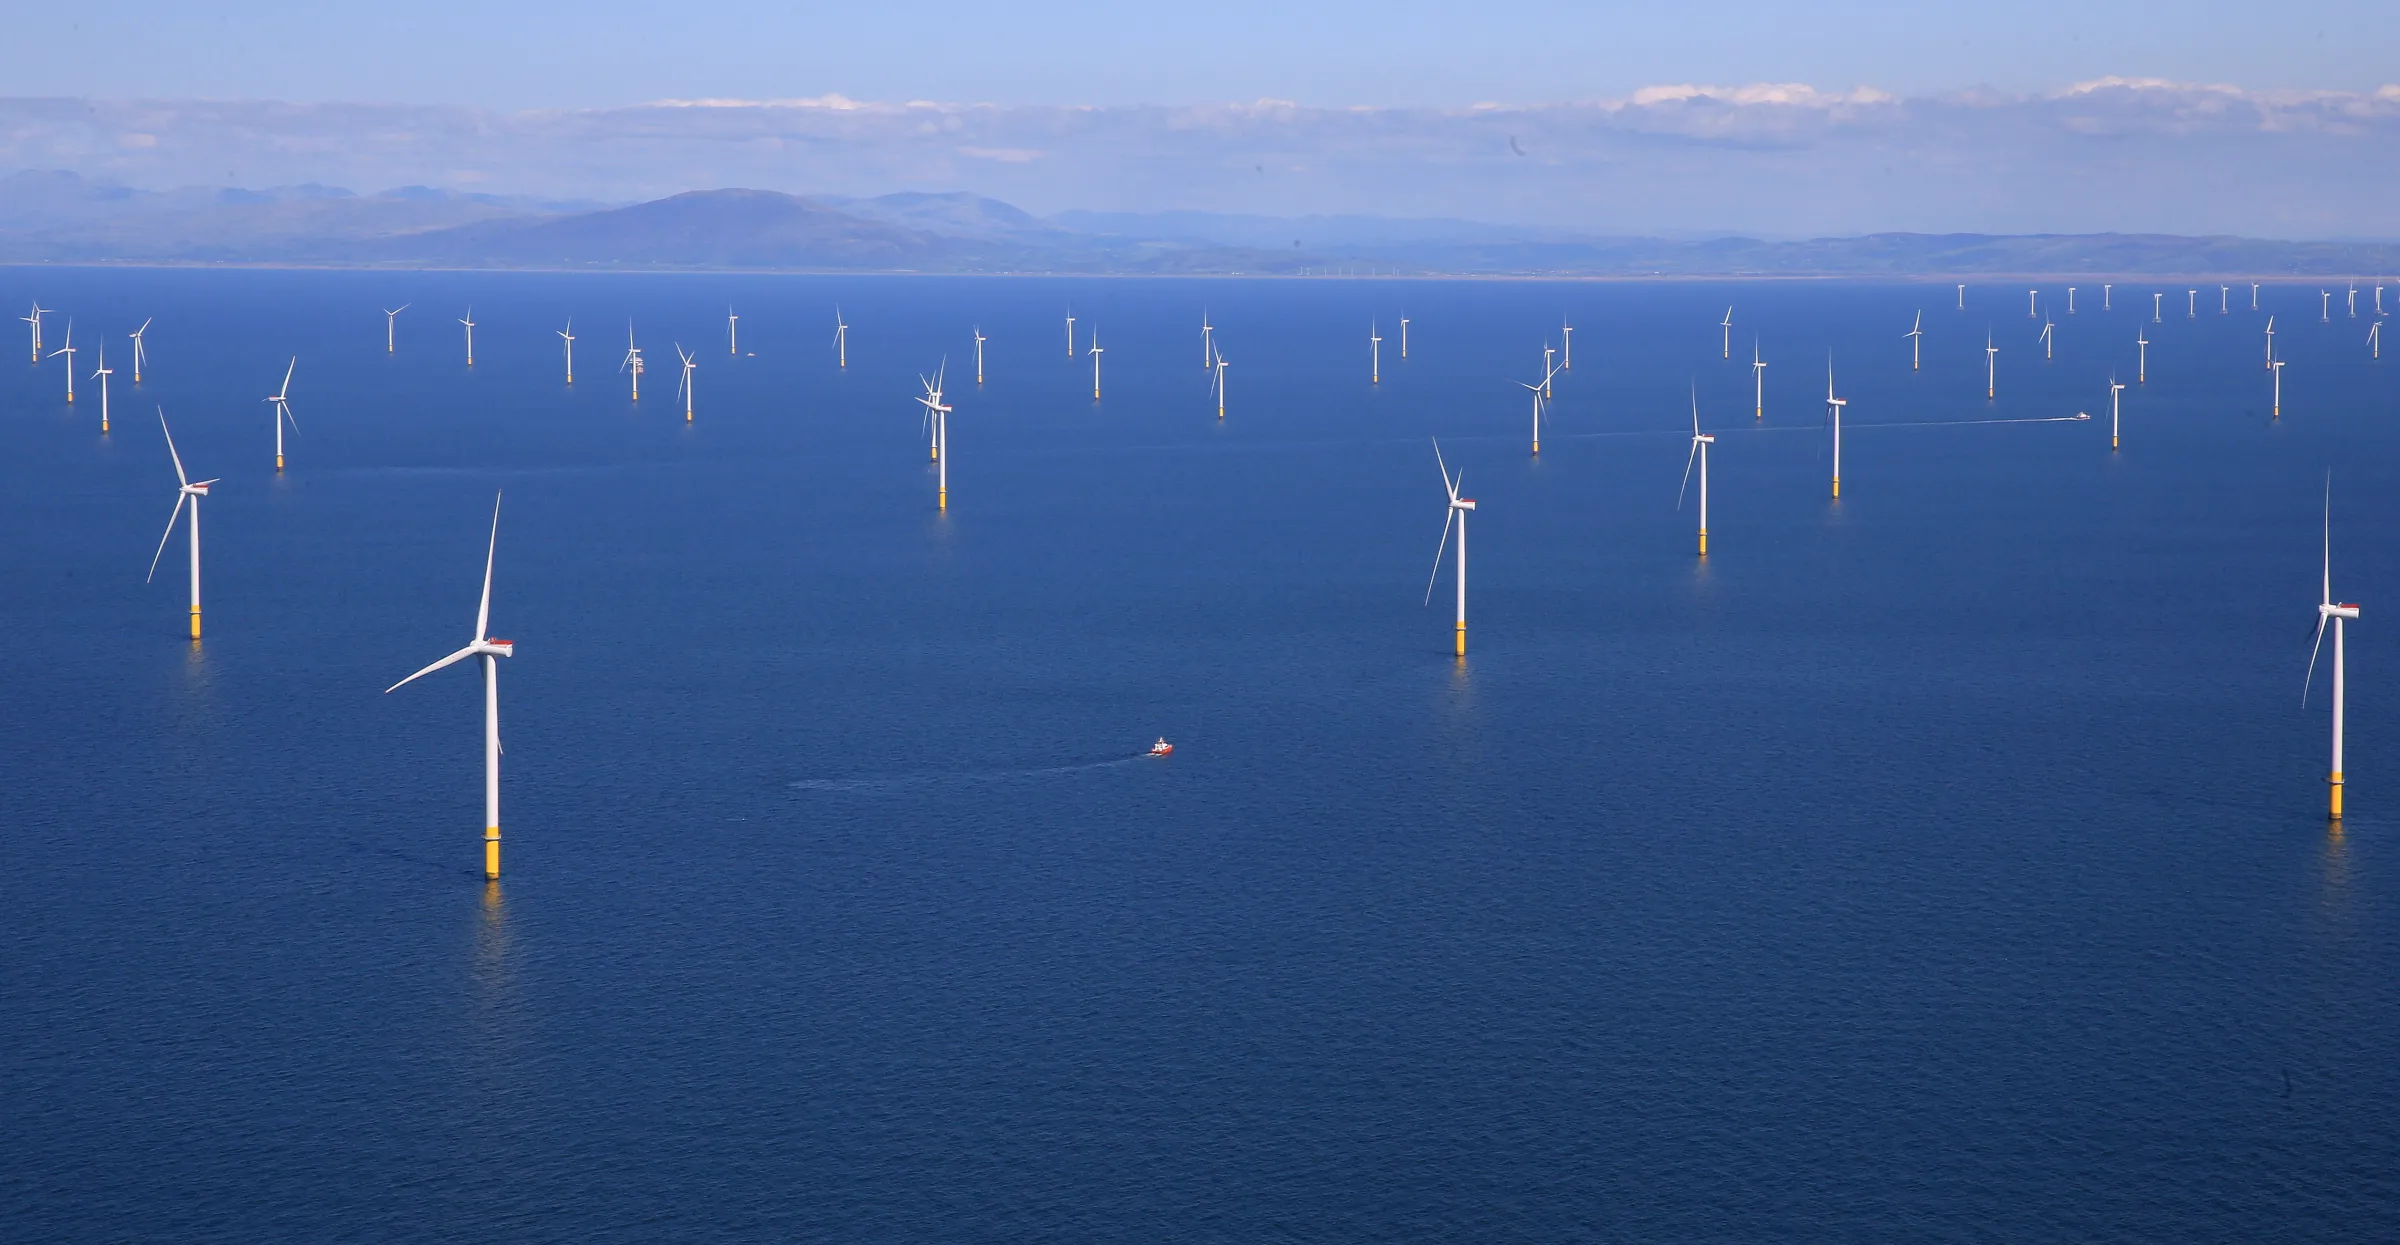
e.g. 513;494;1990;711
2038;314;2054;361
2370;321;2381;360
265;356;298;471
1200;310;1213;370
1089;329;1104;400
1423;440;1476;657
675;344;697;422
2138;325;2150;384
2220;286;2230;315
1400;316;1410;359
2028;289;2038;318
1826;360;1846;499
1677;385;1715;557
728;306;739;356
2104;283;2113;310
834;307;849;368
146;410;217;641
23;301;48;361
2349;282;2358;318
2152;292;2162;322
2252;282;2260;311
1212;348;1229;420
2265;315;2275;369
1542;343;1556;398
1905;311;1923;370
128;317;149;383
2321;290;2332;322
1520;360;1557;455
1720;306;1734;359
2303;474;2362;821
2376;284;2385;316
1371;322;1382;384
459;307;476;366
384;304;409;353
2187;289;2197;318
1561;316;1573;370
385;492;516;881
2108;375;2125;450
49;321;77;403
974;326;987;385
92;340;112;433
1751;338;1767;418
558;319;575;384
2272;359;2284;419
1957;284;1966;311
622;323;644;400
918;364;952;509
1985;330;1999;399
2069;286;2077;314
1065;309;1076;359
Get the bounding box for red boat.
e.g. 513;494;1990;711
1148;738;1174;757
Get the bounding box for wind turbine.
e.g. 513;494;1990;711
2104;283;2112;311
1089;330;1104;400
459;308;476;366
384;304;409;353
727;306;739;356
1720;306;1733;359
2321;290;2332;322
49;321;76;402
1201;311;1213;370
22;301;49;361
1212;348;1229;419
1678;386;1715;557
2303;474;2362;820
2221;285;2230;315
1561;316;1573;369
1542;343;1556;397
1424;440;1475;657
2038;315;2054;361
675;344;697;422
146;410;216;641
2348;282;2358;318
2377;284;2386;316
2149;292;2161;322
622;323;643;400
265;357;297;471
92;340;112;433
1826;359;1846;499
918;365;952;508
1371;322;1382;384
2272;360;2284;419
974;326;987;385
1906;311;1923;370
384;492;516;880
2028;289;2038;318
2068;286;2077;314
128;317;149;383
2371;321;2382;360
558;319;575;384
2265;316;2276;369
2252;282;2260;311
1400;316;1410;359
1065;309;1076;359
834;307;849;368
2187;289;2197;318
1520;362;1556;455
2108;375;2125;450
2138;325;2150;384
1985;330;1999;399
1751;338;1767;418
1957;284;1966;311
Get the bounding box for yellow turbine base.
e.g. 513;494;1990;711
101;420;109;433
1454;623;1466;657
1531;440;1540;456
2330;773;2345;820
485;831;500;880
938;489;947;511
1698;529;1707;556
1831;477;1841;499
2112;437;2119;450
65;393;73;403
685;412;693;423
276;455;284;472
189;608;201;640
133;373;141;382
930;447;938;462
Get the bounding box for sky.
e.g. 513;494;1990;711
1;2;2394;238
4;0;2391;109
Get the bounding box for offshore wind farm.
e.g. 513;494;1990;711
6;0;2400;1238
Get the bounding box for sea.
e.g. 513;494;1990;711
2;268;2394;1241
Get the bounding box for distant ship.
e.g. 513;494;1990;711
1148;738;1174;757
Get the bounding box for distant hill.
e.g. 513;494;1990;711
2;173;2395;276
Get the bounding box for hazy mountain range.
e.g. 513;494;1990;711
2;173;2395;277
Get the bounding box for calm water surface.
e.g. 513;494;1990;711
3;269;2396;1240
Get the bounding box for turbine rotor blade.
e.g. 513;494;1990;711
386;644;479;695
477;491;501;640
1424;508;1456;607
2303;615;2329;707
1676;439;1699;510
146;493;187;583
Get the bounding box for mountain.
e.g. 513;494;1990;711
2;173;2396;275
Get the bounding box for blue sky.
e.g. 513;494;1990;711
5;0;2390;109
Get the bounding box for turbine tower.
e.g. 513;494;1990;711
675;344;697;422
1065;309;1076;359
1212;350;1229;420
2304;476;2362;821
918;365;952;510
22;301;47;361
2039;315;2054;361
974;326;987;385
1906;311;1923;370
2138;325;2149;384
1751;339;1767;418
49;321;76;402
559;320;575;384
1424;440;1476;657
128;317;149;383
1400;316;1410;359
1679;386;1715;557
834;308;849;368
622;323;643;400
384;304;409;353
92;340;112;433
1826;360;1846;499
1089;330;1104;400
265;357;297;471
1200;311;1213;370
146;410;217;641
727;306;739;356
2109;376;2125;450
1720;306;1733;359
459;308;476;366
385;492;516;880
2028;289;2038;318
2271;360;2284;419
1561;316;1573;370
1371;322;1382;384
1985;330;1999;399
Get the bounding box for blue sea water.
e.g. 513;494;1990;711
2;268;2395;1241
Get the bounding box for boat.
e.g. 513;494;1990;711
1148;738;1174;757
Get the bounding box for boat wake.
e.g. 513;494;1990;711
788;752;1150;792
